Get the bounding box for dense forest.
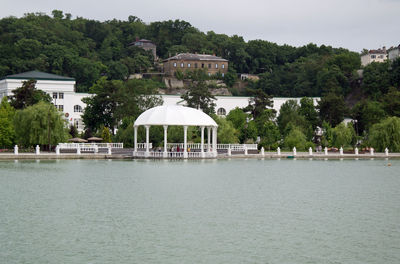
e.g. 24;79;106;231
1;10;400;152
0;10;362;97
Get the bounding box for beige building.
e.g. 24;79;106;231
388;45;400;61
163;53;228;77
130;38;157;61
361;47;387;66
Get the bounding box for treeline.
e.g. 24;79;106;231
1;10;361;96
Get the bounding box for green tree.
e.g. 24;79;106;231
101;126;112;143
382;87;400;117
369;117;400;152
299;97;319;130
318;93;348;127
0;97;16;148
69;124;78;138
9;80;51;109
181;70;216;115
331;122;355;148
362;61;391;98
283;126;309;150
244;89;274;119
351;100;386;134
212;115;239;144
14;101;67;148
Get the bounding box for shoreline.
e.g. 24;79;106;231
1;152;399;160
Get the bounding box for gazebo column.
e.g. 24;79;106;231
163;125;168;158
133;125;138;156
200;126;205;158
207;127;211;154
145;125;150;157
183;125;188;158
212;126;218;157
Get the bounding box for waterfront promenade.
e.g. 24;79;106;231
1;150;399;160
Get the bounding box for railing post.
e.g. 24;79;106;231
293;147;296;156
309;147;313;156
261;147;265;156
227;146;232;156
339;147;343;155
14;145;18;155
56;145;60;155
108;146;112;155
277;147;281;156
370;147;374;156
77;145;81;155
385;148;389;156
324;147;328;155
35;145;40;155
355;147;359;155
244;145;248;156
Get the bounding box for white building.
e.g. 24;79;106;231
388;45;400;61
0;71;89;131
361;47;387;66
161;95;319;116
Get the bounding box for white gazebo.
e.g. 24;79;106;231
133;105;218;158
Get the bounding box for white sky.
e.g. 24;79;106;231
1;0;399;52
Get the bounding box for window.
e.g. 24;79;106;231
195;63;198;68
215;64;218;69
379;55;384;58
181;63;184;68
217;108;226;116
222;73;225;77
58;105;64;111
188;63;191;68
74;105;83;112
59;93;64;99
222;64;225;69
371;55;376;59
173;62;177;67
53;92;57;99
201;63;204;68
208;64;211;68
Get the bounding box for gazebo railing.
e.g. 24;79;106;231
59;143;124;149
137;143;153;149
166;143;257;151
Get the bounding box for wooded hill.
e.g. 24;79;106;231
1;10;362;97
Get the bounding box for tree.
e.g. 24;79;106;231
181;70;216;115
69;124;78;138
9;80;51;109
351;100;386;134
299;97;319;130
14;101;68;148
369;117;400;152
244;89;274;119
212;115;239;144
318;93;348;127
283;126;310;151
101;126;112;143
277;100;312;139
0;97;16;148
331;122;355;148
382;87;400;117
362;61;391;98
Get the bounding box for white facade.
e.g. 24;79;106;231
160;95;319;116
388;46;400;61
361;50;387;66
0;75;89;131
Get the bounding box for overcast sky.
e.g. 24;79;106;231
1;0;399;52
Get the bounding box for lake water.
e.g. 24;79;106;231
0;159;399;264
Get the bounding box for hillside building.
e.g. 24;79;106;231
163;53;228;77
129;38;157;61
388;45;400;61
361;47;387;66
0;71;89;131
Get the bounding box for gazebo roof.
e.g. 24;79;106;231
134;105;218;127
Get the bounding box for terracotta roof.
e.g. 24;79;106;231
369;49;386;54
1;71;75;81
164;53;228;62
